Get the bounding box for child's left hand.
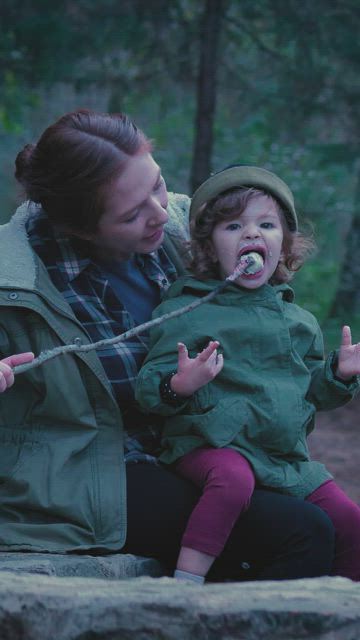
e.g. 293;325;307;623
336;325;360;381
170;340;223;397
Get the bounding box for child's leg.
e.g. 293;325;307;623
174;447;255;581
306;479;360;581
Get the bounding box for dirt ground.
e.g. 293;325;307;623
308;393;360;505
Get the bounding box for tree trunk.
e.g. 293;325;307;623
190;0;227;194
330;169;360;317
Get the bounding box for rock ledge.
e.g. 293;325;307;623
0;568;359;640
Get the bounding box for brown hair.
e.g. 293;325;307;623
190;187;315;284
15;109;152;235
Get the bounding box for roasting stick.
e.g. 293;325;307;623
13;252;264;376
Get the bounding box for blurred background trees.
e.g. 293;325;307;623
1;0;359;342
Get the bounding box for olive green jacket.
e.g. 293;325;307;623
136;276;360;498
0;194;189;552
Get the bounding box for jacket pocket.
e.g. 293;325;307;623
193;398;248;446
165;397;248;448
0;427;42;486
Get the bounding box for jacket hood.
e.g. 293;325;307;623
0;201;39;290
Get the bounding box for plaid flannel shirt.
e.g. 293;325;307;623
27;209;178;463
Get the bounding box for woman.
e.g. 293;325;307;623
0;109;334;580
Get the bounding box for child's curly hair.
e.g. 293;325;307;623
189;187;315;284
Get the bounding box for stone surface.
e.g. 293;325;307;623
0;551;163;580
0;573;359;639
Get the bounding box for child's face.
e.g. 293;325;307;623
210;195;284;288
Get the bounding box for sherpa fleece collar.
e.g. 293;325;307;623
0;201;39;290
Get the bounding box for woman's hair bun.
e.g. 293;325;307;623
14;143;36;185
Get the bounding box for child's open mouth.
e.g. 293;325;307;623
237;250;265;275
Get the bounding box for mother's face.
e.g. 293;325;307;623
93;153;169;261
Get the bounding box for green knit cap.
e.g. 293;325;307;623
190;165;298;232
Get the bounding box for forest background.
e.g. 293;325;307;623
1;0;360;350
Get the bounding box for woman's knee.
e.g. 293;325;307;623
301;501;335;545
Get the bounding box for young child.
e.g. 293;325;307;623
136;165;360;584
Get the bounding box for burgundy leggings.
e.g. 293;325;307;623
175;447;360;581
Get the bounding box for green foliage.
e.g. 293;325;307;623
0;72;39;132
322;315;360;353
0;73;26;133
0;0;359;330
0;0;201;131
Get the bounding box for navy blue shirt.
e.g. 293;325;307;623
98;255;160;325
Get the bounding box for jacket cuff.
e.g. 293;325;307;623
159;371;191;407
326;350;360;393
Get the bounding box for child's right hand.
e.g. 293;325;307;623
0;352;34;393
170;341;223;397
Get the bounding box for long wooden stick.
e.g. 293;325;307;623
13;254;261;375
